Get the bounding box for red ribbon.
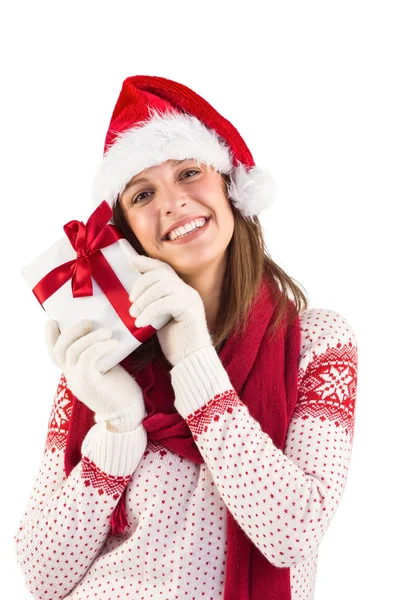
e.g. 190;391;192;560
32;201;152;343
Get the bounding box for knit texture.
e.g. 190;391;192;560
14;307;358;599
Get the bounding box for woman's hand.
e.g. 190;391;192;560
45;319;146;432
128;254;213;367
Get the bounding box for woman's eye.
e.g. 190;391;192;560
132;191;152;204
180;169;200;179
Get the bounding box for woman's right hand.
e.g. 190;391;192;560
44;319;146;432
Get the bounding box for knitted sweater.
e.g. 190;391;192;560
14;307;358;600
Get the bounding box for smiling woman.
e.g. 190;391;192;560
15;75;358;600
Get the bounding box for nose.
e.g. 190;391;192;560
158;181;189;213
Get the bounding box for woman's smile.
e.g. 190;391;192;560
163;216;212;245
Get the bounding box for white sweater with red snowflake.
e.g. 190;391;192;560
14;308;358;600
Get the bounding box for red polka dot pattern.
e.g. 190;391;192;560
14;308;358;600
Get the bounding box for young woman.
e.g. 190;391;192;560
15;75;358;600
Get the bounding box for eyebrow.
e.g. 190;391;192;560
122;159;195;195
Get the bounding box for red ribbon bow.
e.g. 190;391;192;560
32;201;152;343
64;200;122;298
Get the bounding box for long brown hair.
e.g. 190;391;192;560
113;173;309;374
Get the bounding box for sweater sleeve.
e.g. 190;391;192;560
170;308;358;569
14;373;147;600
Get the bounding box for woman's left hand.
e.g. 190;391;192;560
128;253;213;367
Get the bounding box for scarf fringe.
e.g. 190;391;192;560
110;487;130;536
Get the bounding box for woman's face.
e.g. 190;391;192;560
119;159;235;276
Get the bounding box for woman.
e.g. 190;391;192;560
14;76;358;599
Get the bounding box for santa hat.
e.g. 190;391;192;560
91;75;277;220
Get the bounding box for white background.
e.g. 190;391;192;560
2;1;398;598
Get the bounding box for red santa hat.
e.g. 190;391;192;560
91;75;277;220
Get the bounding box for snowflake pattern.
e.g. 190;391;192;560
45;374;73;453
294;343;357;439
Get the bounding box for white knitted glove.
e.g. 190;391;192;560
128;254;213;367
45;319;146;433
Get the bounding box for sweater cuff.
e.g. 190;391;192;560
81;422;147;477
170;346;233;419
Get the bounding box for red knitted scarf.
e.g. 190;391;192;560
64;276;301;599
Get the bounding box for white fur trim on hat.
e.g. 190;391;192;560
91;108;276;218
92;109;232;207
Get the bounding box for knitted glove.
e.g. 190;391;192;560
128;254;213;367
45;319;146;433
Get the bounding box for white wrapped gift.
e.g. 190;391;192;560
20;201;171;373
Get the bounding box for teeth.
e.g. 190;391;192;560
167;218;207;241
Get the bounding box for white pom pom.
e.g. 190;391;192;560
228;163;277;220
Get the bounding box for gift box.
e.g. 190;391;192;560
21;201;171;373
